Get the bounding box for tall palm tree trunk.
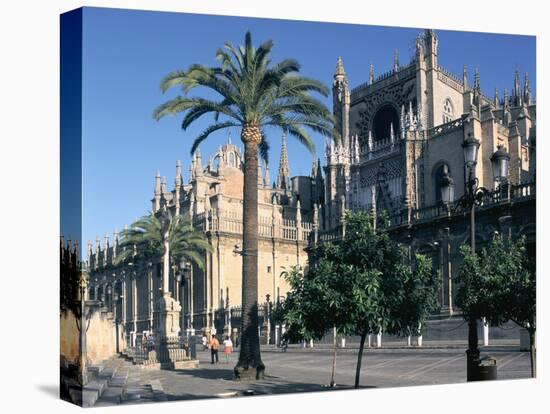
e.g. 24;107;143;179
235;125;265;380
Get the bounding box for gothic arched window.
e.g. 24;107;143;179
372;104;399;142
443;98;454;124
228;152;235;167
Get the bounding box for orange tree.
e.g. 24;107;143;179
276;211;437;388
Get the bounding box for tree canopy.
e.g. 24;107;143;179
115;210;211;270
276;210;438;388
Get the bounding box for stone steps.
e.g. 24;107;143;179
149;379;168;402
86;357;174;406
81;379;108;407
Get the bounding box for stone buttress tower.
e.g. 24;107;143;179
324;57;351;230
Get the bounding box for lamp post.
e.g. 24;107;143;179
460;134;489;381
439;165;455;213
491;145;510;198
265;294;272;345
176;260;197;359
177;260;192;334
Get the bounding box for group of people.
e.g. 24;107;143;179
202;334;234;364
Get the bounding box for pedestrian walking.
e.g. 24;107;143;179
202;335;208;351
210;335;220;364
222;336;233;363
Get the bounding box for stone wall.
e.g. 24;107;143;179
60;309;125;366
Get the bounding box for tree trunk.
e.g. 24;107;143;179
466;317;479;381
529;329;536;378
354;331;367;389
330;328;337;387
235;126;265;380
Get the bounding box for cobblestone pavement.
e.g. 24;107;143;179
114;345;532;404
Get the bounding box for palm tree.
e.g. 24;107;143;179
116;209;211;294
153;31;336;380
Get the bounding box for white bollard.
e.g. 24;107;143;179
275;325;280;346
367;334;372;348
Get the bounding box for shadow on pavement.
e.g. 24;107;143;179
171;364;377;400
175;367;235;380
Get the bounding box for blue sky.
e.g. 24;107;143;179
79;7;536;254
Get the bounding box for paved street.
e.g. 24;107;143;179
97;345;532;405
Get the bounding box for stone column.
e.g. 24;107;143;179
148;268;154;333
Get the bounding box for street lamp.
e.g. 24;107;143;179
491;146;510;198
462;134;480;168
177;260;192;332
459;134;489;381
439;165;455;205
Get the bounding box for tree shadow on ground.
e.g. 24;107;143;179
175;367;234;380
171;365;376;400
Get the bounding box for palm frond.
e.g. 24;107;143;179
190;121;238;155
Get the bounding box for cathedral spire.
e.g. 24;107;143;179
264;161;270;188
502;88;511;125
194;148;203;177
524;72;531;105
513;67;522;106
154;170;161;211
473;68;481;107
494;88;500;109
175;160;182;187
277;131;291;191
463;65;468;89
393;49;400;72
257;162;263;188
335;56;346;77
503;88;510;110
369;62;375;85
474;67;480;91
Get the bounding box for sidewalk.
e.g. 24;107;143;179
86;343;530;406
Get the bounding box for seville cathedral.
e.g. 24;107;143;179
86;29;536;347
